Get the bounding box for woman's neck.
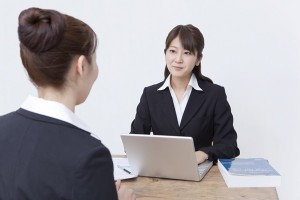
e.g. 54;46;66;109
170;74;191;103
38;86;76;112
170;75;191;91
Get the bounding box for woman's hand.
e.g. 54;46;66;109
195;151;208;164
115;180;136;200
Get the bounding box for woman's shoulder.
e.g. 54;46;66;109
198;79;225;93
15;108;106;151
142;81;165;93
146;81;165;89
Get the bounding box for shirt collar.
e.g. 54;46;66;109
189;74;202;91
158;75;171;90
21;95;99;139
158;74;202;91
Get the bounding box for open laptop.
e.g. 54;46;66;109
120;134;213;181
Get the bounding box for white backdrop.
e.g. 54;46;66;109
0;1;299;199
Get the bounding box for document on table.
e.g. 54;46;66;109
112;157;138;180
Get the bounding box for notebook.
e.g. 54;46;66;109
120;134;213;181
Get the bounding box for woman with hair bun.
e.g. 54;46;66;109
0;7;135;200
131;24;240;164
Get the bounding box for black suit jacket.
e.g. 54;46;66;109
131;79;240;161
0;109;117;200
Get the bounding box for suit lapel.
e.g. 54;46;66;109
180;89;205;130
159;89;181;135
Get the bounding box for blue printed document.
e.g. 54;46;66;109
219;158;280;176
218;158;281;187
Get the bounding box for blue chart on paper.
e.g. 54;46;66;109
219;158;280;176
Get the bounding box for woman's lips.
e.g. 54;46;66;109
173;66;183;71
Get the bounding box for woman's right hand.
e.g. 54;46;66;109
115;180;136;200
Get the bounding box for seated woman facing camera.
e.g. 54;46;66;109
131;24;240;164
0;7;135;200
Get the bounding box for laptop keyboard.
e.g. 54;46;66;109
198;161;212;176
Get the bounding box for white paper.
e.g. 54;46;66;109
112;157;138;180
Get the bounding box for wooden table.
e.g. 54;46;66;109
121;166;279;200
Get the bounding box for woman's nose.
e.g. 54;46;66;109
175;55;183;63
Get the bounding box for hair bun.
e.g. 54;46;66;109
18;7;65;53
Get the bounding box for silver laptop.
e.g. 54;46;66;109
120;134;213;181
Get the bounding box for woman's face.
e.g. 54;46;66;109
165;36;200;80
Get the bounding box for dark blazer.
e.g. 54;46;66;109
131;79;240;161
0;108;117;200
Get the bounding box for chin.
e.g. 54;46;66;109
171;73;186;78
76;97;87;105
76;90;91;105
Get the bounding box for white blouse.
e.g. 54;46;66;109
158;74;202;126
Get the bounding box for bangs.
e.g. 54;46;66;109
177;27;197;55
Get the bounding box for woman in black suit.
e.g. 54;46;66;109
131;24;240;164
0;7;135;200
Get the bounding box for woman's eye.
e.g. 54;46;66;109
184;51;192;55
169;49;176;53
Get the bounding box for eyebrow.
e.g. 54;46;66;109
169;46;191;51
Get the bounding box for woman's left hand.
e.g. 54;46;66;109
195;151;208;164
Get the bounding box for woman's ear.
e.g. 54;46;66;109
196;54;203;66
196;58;201;66
76;55;86;77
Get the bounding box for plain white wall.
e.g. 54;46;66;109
0;1;299;199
